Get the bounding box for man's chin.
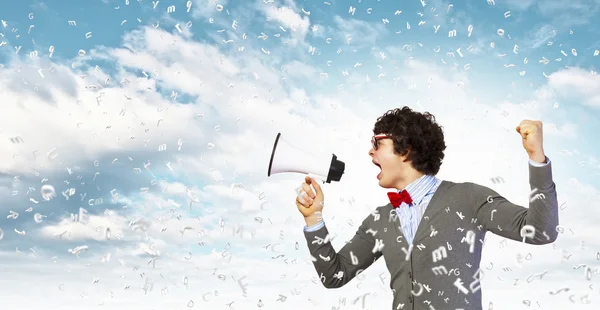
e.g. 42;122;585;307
377;180;392;189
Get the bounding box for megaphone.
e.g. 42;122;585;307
267;133;345;183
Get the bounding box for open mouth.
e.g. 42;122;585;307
373;161;382;179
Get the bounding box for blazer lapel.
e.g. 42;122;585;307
412;180;450;244
382;204;410;256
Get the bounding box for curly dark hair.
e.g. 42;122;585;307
373;106;446;175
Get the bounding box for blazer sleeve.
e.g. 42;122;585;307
471;156;559;244
303;212;383;288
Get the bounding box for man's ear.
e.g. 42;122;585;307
400;147;412;162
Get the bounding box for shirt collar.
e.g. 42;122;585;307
398;174;440;206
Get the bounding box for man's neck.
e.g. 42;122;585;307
394;171;426;191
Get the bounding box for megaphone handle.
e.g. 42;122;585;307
308;173;326;184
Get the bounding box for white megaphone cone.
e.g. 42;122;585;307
267;133;345;183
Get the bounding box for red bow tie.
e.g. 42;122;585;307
387;190;413;208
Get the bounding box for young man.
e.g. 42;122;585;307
296;107;558;310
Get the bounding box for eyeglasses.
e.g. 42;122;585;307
371;134;392;150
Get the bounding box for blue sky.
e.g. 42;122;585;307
0;0;599;309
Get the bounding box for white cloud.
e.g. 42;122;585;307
256;1;311;47
547;68;600;108
191;0;229;19
38;209;127;242
544;121;578;139
0;55;202;176
283;60;318;79
525;24;557;49
330;15;389;47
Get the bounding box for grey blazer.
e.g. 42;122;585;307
303;161;558;309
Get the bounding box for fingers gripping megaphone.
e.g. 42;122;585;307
267;133;345;183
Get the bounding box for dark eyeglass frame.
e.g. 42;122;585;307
371;134;392;150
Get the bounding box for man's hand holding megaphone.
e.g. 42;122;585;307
296;176;325;226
